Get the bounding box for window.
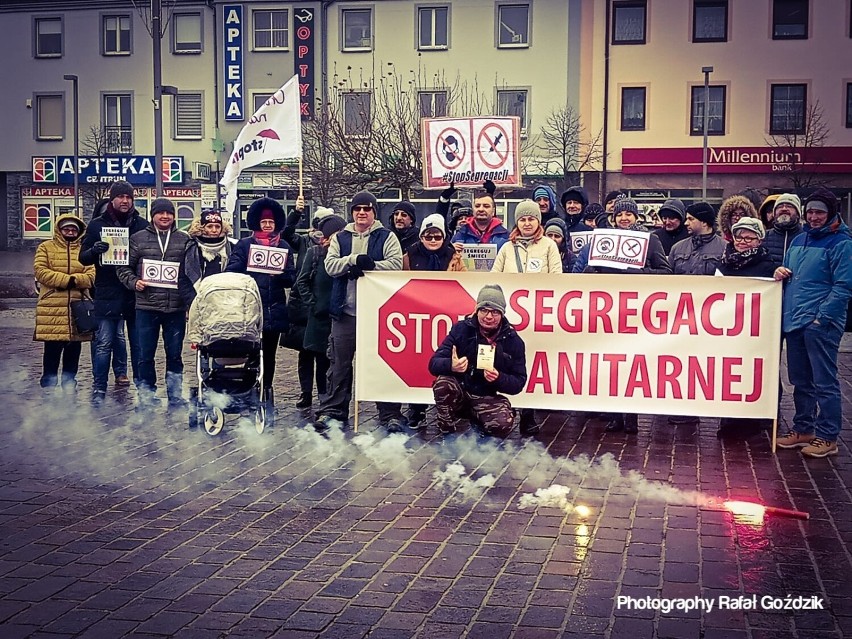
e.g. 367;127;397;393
102;14;131;55
418;6;449;50
253;9;288;50
252;92;273;113
497;4;529;47
34;17;62;57
173;93;203;139
847;83;852;128
173;13;202;53
342;9;372;50
773;0;808;39
621;87;646;131
770;84;806;134
690;85;726;135
693;1;727;42
612;1;646;44
497;89;528;133
35;94;64;140
343;92;371;136
419;91;448;118
103;94;132;153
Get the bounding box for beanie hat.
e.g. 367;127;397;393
247;197;285;231
604;190;626;207
658;198;686;222
686;201;716;227
450;199;472;214
259;210;276;222
804;188;838;218
475;284;506;315
772;193;801;215
312;206;334;230
318;214;347;238
200;209;223;226
390;201;416;223
514;199;541;224
419;213;445;237
544;218;566;238
584;203;604;221
731;217;766;240
150;198;176;216
109;180;134;200
350;191;379;214
532;187;550;201
612;197;639;216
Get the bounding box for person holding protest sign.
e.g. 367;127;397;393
311;191;405;433
774;188;852;458
225;197;296;393
669;202;727;275
429;284;527;439
436;182;473;236
451;181;509;251
117;198;194;411
80;181;149;406
492;199;561;435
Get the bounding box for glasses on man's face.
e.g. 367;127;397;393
422;234;443;241
477;308;501;318
733;235;760;244
353;205;373;212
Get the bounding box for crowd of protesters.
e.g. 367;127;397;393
33;179;851;459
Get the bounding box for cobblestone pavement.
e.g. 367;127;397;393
0;304;850;638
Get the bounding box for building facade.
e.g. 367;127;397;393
1;0;850;249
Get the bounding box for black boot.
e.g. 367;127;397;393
624;414;639;434
605;415;625;432
295;392;312;409
519;409;539;435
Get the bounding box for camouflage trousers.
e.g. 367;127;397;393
432;375;515;437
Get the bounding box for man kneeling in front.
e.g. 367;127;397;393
428;284;527;437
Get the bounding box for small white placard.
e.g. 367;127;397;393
247;244;290;275
569;231;593;255
460;244;497;272
477;344;496;370
141;258;180;289
100;227;130;266
587;229;650;270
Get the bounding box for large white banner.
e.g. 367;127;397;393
354;272;782;418
220;74;302;215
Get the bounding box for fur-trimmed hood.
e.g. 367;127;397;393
717;195;758;241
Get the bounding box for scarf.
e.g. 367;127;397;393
690;231;718;249
253;230;280;247
721;243;768;271
197;235;228;270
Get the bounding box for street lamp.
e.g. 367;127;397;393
701;66;714;201
63;74;79;214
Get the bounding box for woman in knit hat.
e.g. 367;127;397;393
492;199;561;435
543;218;576;272
226;197;295;391
185;209;235;288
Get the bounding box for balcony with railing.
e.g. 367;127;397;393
104;126;133;154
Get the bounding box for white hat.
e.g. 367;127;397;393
420;213;446;237
312;206;335;229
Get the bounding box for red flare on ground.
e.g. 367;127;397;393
722;500;809;521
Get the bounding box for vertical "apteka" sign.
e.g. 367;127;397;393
223;5;244;121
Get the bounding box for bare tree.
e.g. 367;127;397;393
79;126;112;208
765;99;831;190
523;104;604;192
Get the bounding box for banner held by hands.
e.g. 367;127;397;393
220;74;302;215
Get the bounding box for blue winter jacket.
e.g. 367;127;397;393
782;220;852;332
451;217;510;250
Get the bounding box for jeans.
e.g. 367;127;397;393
92;317;132;392
41;341;82;389
785;321;843;441
136;309;186;400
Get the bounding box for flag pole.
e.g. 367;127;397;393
298;156;304;199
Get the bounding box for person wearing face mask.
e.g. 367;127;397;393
117;198;194;410
185;209;235;288
763;194;804;266
226;197;296;394
34;215;96;395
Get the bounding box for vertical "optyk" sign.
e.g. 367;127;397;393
293;7;315;120
223;5;244;121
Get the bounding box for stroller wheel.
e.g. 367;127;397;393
204;407;225;436
255;405;266;434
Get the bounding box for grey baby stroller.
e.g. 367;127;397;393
186;272;273;435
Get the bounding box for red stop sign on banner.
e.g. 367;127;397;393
379;279;476;388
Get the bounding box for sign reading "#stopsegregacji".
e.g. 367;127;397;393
355;272;781;418
421;116;522;188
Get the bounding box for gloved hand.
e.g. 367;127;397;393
313;309;329;320
68;276;76;289
347;266;365;280
355;254;376;271
91;241;110;254
483;179;496;196
440;182;457;201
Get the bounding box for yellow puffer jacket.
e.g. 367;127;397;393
33;214;96;342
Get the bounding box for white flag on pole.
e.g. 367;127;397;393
220;74;302;215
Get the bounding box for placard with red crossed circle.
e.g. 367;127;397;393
141;258;181;289
421;116;522;188
247;244;290;275
587;229;650;270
